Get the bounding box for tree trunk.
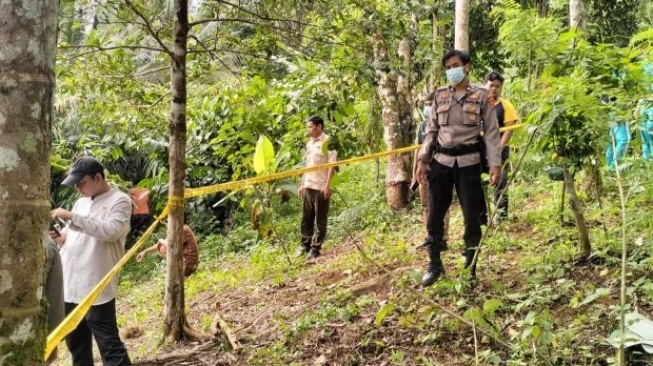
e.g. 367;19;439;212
569;0;586;29
563;166;591;260
164;0;189;343
79;0;101;35
537;0;549;17
430;0;446;90
454;0;470;52
372;35;413;210
0;0;58;363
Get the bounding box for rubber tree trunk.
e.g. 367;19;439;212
454;0;469;52
569;0;586;29
164;0;189;343
0;0;58;363
563;166;591;259
372;35;413;210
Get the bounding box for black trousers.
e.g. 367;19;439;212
426;161;484;253
65;299;132;366
480;147;510;221
301;188;330;250
494;147;510;218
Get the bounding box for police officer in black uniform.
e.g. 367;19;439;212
415;50;502;286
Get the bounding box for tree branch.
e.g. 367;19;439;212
134;92;170;109
210;0;317;27
190;17;263;28
189;16;289;34
59;44;166;53
123;0;173;56
95;20;147;27
58;45;167;62
186;47;266;61
100;1;149;30
133;66;169;78
188;35;238;77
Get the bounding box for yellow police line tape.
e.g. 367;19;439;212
184;145;419;198
45;122;525;359
185;122;525;199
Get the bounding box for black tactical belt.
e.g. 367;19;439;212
436;143;480;157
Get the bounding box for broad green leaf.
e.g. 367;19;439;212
463;308;483;324
531;325;541;340
374;302;395;325
253;135;275;175
483;299;502;315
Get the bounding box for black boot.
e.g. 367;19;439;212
296;246;310;258
306;247;321;260
422;247;445;287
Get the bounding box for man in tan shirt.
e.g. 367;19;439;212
415;50;502;286
298;115;337;259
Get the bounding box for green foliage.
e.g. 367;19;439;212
494;3;653;173
54;0;398;222
469;0;503;72
587;0;639;45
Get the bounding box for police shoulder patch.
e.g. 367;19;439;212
436;86;451;100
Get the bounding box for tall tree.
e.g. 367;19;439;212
569;0;586;29
566;0;591;259
0;0;59;363
164;0;190;342
124;0;207;342
347;0;419;209
455;0;470;51
373;32;415;209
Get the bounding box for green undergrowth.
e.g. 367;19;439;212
66;159;653;366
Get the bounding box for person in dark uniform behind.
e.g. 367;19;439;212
43;232;64;365
415;49;502;286
484;71;519;223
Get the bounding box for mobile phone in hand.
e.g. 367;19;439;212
50;221;61;237
410;179;419;192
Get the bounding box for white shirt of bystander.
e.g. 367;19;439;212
59;187;131;305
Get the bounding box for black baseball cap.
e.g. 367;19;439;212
61;156;105;186
484;71;504;84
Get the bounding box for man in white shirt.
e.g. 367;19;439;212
50;156;132;366
297;115;337;259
